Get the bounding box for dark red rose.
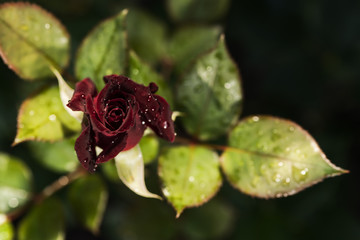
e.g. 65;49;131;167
67;75;175;172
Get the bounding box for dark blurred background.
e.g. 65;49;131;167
0;0;359;239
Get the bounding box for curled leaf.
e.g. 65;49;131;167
115;145;162;199
50;66;83;122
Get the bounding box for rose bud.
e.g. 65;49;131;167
67;75;175;172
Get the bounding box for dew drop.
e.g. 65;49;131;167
224;82;231;89
29;110;35;116
133;69;139;75
49;114;56;121
278;161;284;167
163;188;171;196
188;176;195;182
111;141;115;144
292;166;309;183
141;121;145;125
8;198;19;208
288;126;295;132
252;116;259;122
81;94;85;99
44;23;51;29
162;121;168;129
272;173;282;183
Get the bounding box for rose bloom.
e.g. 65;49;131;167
67;75;175;172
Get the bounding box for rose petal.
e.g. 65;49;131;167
147;95;175;142
67;78;97;112
74;119;97;173
123;112;146;151
96;133;127;163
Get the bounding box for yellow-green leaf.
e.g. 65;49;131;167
0;3;70;80
14;86;81;144
221;116;348;198
158;146;222;217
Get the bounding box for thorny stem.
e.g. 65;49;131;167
6;166;87;221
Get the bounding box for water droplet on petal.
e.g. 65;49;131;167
162;121;168;129
141;121;145;125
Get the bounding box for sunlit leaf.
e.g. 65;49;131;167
0;215;14;240
75;9;128;89
158;146;222;217
167;0;230;23
129;51;173;106
177;36;242;140
14;86;81;144
28;137;79;173
18;198;64;240
0;153;32;214
68;175;108;234
127;9;167;65
169;25;221;73
0;3;70;80
221;116;348;198
115;145;161;199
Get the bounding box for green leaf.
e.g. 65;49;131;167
158;146;222;217
0;3;70;80
177;36;243;140
115;145;162;199
18;198;64;240
221;116;348;198
0;215;14;240
101;160;119;182
129;51;173;106
127;9;167;65
0;153;32;214
169;25;221;73
139;134;160;164
68;175;108;234
167;0;230;23
75;9;128;89
14;86;81;144
28;137;79;173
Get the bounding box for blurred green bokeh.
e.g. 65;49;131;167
0;0;359;239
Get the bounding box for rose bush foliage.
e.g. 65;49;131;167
67;74;175;172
